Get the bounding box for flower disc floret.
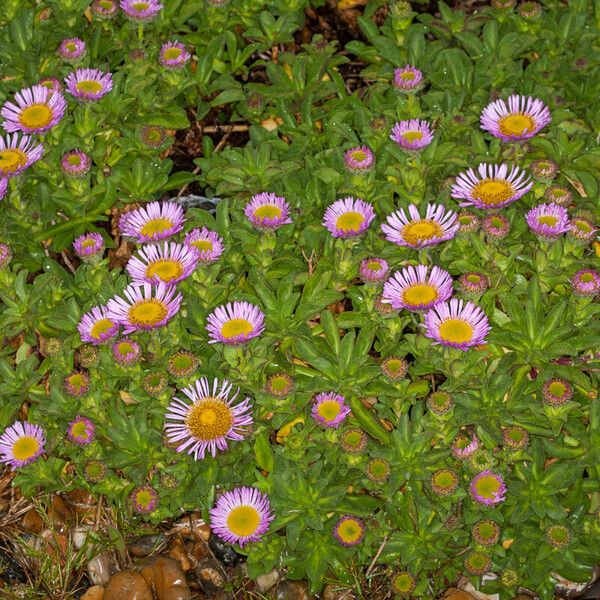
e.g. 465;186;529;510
164;377;253;460
245;192;292;230
382;204;458;248
265;373;294;397
311;392;351;428
470;470;506;505
126;242;199;286
73;233;104;261
382;265;453;312
451;163;532;209
323;197;375;238
391;571;416;596
112;338;141;365
0;421;45;470
209;486;274;547
390;119;434;151
424;298;491;350
120;0;163;20
481;94;551;141
542;378;573;406
159;41;191;68
381;356;409;380
106;282;182;334
431;468;459;495
1;85;67;134
340;428;367;453
206;301;265;345
464;551;491;576
65;68;113;101
131;485;158;514
472;520;500;546
119;201;185;243
366;458;390;482
333;515;365;546
525;203;570;239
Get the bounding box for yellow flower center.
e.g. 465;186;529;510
579;273;594;283
135;489;154;508
19;104;53;129
99;0;113;7
81;238;97;249
393;573;414;593
551;188;566;197
490;217;504;228
365;260;382;272
76;80;103;94
402;130;423;143
67;374;87;391
548;381;566;397
90;318;115;340
133;1;149;10
226;506;261;537
0;149;28;173
66;42;77;52
146;259;184;283
401;220;442;245
269;375;290;392
117;341;135;355
336;519;363;544
384;359;404;374
459;215;473;225
336;211;365;233
317;400;341;422
140;217;174;237
163;47;182;60
128;299;168;326
191;239;213;252
475;474;501;499
499;113;535;136
349;150;366;162
71;421;90;440
12;436;40;462
438;319;474;344
221;318;253;340
472;179;514;206
67;155;82;166
467;274;481;284
538;215;558;227
253;205;282;220
573;219;591;233
399;71;415;81
186;399;233;440
433;470;456;489
402;284;438;308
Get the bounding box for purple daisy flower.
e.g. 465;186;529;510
393;65;424;92
323;197;376;238
311;392;351;428
112;338;141;365
92;0;118;16
244;192;292;230
61;150;91;176
184;227;224;264
344;146;375;173
38;78;62;94
0;243;12;268
451;163;533;210
126;242;199;286
130;485;159;514
67;416;95;445
64;371;90;397
0;178;7;202
120;0;163;20
78;304;119;344
209;486;274;547
542;378;573;406
382;265;453;312
165;378;253;460
159;41;191;68
570;269;600;296
333;516;365;547
452;434;479;459
106;282;182;334
65;68;113;101
119;201;185;243
423;298;491;350
525;203;570;239
569;216;597;243
0;421;45;470
0;133;44;178
1;85;67;134
459;272;489;295
73;233;105;262
359;258;389;283
390;119;434;152
483;213;510;239
206;301;265;345
470;470;506;506
58;38;86;61
382;203;458;248
481;94;551;141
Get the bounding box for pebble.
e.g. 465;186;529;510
271;580;313;600
20;507;44;534
167;538;193;572
127;533;168;557
255;569;280;592
322;583;356;600
87;552;113;585
170;513;210;541
194;557;226;595
65;489;96;521
80;585;104;600
208;534;241;567
142;556;191;600
103;571;152;600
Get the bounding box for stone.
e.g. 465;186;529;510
194;557;227;595
272;580;312;600
66;489;96;521
322;582;356;600
142;557;191;600
20;508;44;533
87;552;113;585
209;534;241;567
190;541;210;562
167;539;192;572
103;571;152;600
127;533;168;557
255;569;280;592
170;513;209;541
72;525;89;549
48;495;73;531
80;585;104;600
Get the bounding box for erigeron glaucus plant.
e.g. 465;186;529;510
0;0;598;598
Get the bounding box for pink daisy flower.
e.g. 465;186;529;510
323;197;375;238
244;192;292;230
65;68;113;101
481;94;551;141
77;304;119;344
184;227;224;264
0;421;45;470
525;203;570;239
311;392;351;428
0;133;44;178
390;119;434;151
1;85;66;134
119;201;185;243
470;470;506;505
126;242;199;285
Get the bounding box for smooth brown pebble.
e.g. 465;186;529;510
128;533;168;557
81;585;104;600
195;557;226;595
104;571;152;600
190;541;210;562
255;569;280;592
272;580;313;600
65;489;96;520
168;539;192;572
21;508;44;533
444;591;477;599
148;557;191;600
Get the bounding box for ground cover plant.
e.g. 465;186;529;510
0;0;599;598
